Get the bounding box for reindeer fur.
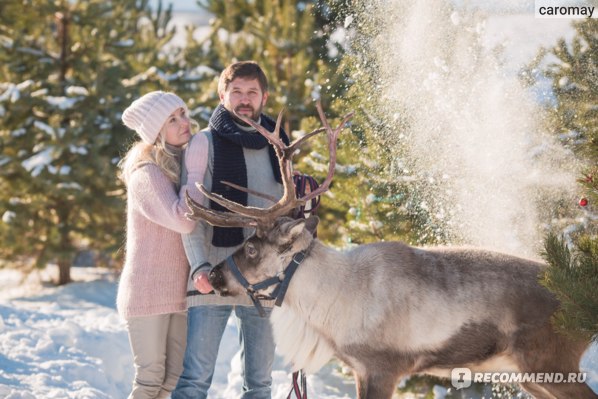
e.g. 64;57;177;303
208;216;597;399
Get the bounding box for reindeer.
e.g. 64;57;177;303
184;103;597;399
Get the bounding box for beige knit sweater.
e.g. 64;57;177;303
116;163;196;319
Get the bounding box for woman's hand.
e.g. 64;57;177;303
193;271;214;294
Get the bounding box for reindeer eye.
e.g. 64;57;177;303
245;242;258;258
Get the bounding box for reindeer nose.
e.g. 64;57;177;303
208;264;226;290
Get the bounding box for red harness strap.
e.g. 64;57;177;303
292;174;321;220
287;370;307;399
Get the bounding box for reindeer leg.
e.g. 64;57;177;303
520;382;556;399
540;381;598;399
366;373;398;399
353;371;398;399
354;371;367;399
514;325;597;399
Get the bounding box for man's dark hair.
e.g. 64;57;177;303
218;61;269;95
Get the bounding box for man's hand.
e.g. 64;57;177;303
193;271;214;294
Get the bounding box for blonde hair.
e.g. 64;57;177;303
119;118;200;186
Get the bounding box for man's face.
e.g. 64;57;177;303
220;77;268;123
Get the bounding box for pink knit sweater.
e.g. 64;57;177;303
116;163;197;319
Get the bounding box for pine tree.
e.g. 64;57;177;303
541;234;598;342
169;1;433;247
540;19;598;340
181;0;345;129
0;0;175;284
172;0;361;243
545;18;597;214
184;0;423;246
302;0;446;247
547;19;598;160
291;107;419;246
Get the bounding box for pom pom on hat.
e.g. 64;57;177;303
122;91;187;144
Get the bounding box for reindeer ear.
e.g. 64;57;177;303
287;219;306;240
286;217;319;241
305;216;319;235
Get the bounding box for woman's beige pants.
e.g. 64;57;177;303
125;311;187;399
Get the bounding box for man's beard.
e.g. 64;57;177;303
232;104;262;126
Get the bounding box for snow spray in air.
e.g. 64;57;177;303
346;0;578;258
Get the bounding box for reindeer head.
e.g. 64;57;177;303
208;216;319;298
184;101;352;306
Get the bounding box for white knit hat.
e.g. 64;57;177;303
122;91;187;144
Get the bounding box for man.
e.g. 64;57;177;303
172;61;288;399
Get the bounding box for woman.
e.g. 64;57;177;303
117;91;199;399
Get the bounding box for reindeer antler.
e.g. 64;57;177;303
185;100;353;228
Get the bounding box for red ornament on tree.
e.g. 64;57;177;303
579;197;588;207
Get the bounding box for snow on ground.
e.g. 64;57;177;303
0;267;358;399
0;267;596;399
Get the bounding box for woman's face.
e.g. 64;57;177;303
161;107;191;147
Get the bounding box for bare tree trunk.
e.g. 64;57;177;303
55;11;69;85
57;208;72;285
55;10;72;287
57;257;71;285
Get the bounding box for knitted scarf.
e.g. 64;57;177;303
209;104;290;247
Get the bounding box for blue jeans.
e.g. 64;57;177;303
172;305;275;399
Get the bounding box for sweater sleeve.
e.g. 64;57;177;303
129;164;196;234
180;132;212;276
180;133;209;203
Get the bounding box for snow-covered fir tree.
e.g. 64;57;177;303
0;0;175;284
541;18;598;342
